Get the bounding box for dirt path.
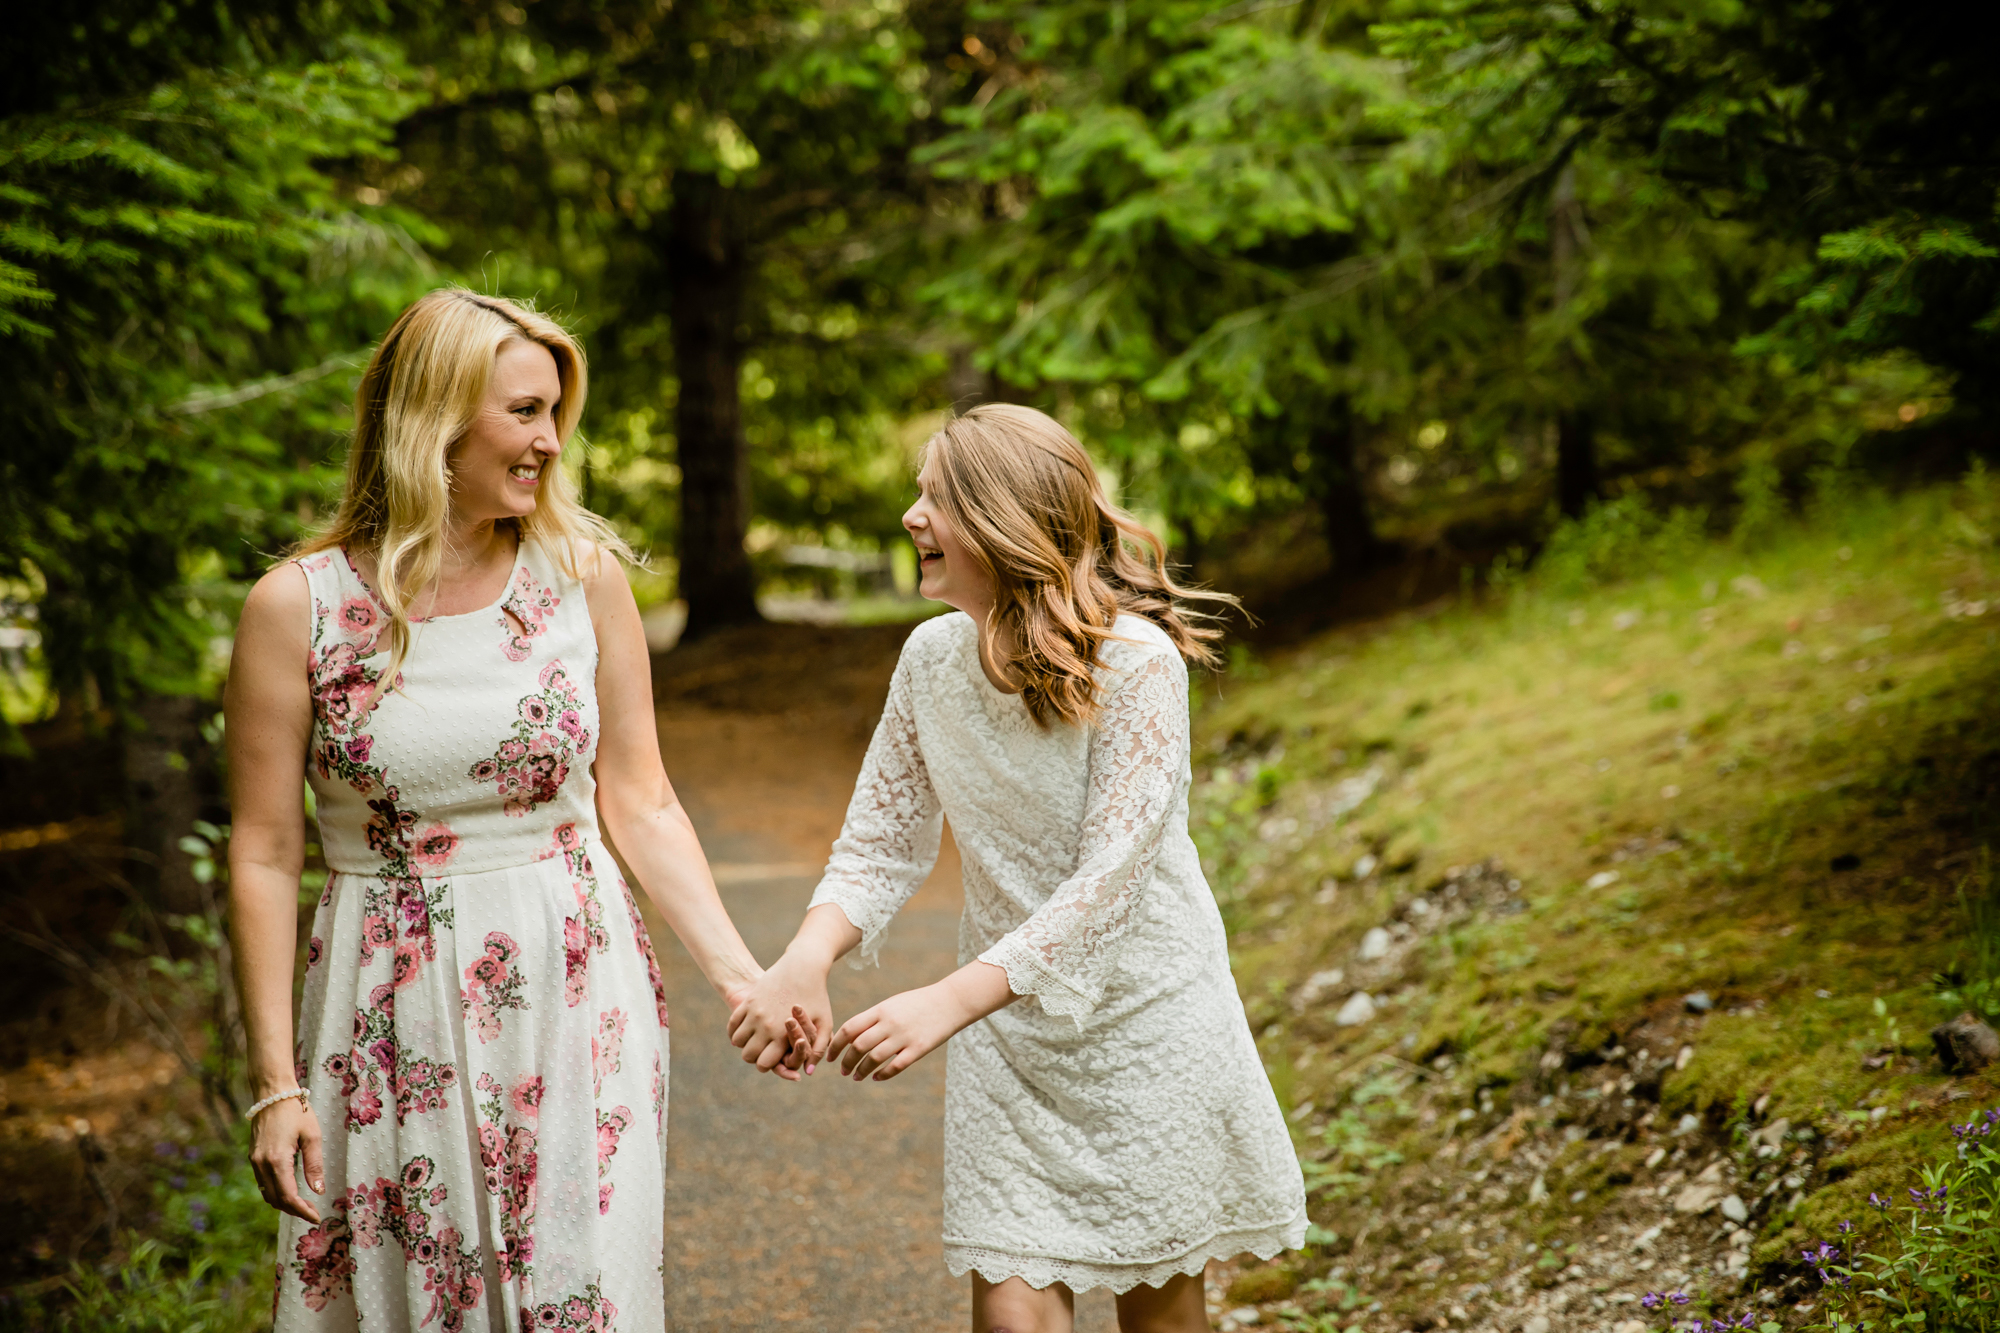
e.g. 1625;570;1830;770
641;623;1120;1333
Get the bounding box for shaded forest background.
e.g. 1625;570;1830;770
1;0;1998;1317
8;0;1999;744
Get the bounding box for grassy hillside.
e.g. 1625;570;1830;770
1194;473;2000;1332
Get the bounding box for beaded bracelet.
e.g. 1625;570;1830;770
246;1087;310;1119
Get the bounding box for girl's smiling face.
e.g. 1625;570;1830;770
903;457;994;616
447;338;563;527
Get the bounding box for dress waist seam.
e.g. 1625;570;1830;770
324;841;604;881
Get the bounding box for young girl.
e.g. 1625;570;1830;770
730;404;1306;1332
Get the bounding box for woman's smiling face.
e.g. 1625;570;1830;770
903;456;994;615
447;338;563;527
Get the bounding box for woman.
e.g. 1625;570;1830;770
730;405;1307;1333
227;288;769;1331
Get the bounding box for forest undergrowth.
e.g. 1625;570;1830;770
1195;472;2000;1333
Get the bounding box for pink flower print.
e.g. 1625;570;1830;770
469;758;500;783
306;936;323;970
402;1157;432;1189
498;739;528;763
347;1078;383;1129
337;596;378;637
557;708;582;738
553;822;581;852
512;1075;543;1121
411;823;459;871
359;913;393;964
566;1298;590;1324
392;939;422;990
595;1105;632;1214
462;931;528;1044
520;696;551;726
538;662;568;691
344;734;373;765
563;914;589;1007
592;1008;627;1096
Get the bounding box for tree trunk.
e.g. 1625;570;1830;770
665;173;762;639
1307;396;1386;571
1549;162;1598;519
123;691;204;913
1556;409;1599;518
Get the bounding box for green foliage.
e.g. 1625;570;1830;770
1531;495;1709;595
1;24;433;716
0;1136;274;1333
1796;1114;2000;1333
1934;854;2000;1024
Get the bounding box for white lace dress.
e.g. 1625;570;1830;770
810;612;1306;1293
276;540;670;1333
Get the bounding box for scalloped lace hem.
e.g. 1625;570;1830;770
979;938;1100;1025
810;892;890;969
943;1220;1306;1295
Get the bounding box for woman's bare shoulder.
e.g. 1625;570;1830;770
239;560;312;633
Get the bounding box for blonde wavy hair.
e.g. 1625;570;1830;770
924;404;1237;728
296;288;629;684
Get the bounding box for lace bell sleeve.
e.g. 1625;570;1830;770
978;647;1188;1023
808;657;943;967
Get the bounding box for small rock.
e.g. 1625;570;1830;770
1528;1173;1548;1204
1673;1113;1699;1136
1674;1179;1725;1214
1335;992;1377;1027
1644;1147;1667;1169
1522;1317;1552;1333
1684;991;1714;1013
1613;1322;1649;1333
1586;869;1621;890
1296;968;1346;1008
1721;1194;1749;1223
1751;1117;1790;1150
1932;1012;2000;1074
1228;1308;1260;1327
1676;1044;1695;1070
1358;927;1393;961
1354;852;1379;878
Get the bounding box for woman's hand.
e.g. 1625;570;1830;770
828;961;1016;1082
728;952;833;1079
248;1100;325;1224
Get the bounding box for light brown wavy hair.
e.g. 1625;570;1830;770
923;403;1237;728
296;288;630;689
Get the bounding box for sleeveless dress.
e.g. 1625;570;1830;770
275;539;670;1333
809;613;1306;1293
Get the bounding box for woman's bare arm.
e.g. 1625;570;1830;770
225;562;325;1222
584;550;765;1018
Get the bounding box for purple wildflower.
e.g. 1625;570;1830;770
1837;1219;1855;1234
1671;1291;1691;1306
1869;1192;1889;1210
1642;1293;1664;1310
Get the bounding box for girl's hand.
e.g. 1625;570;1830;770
829;962;1016;1082
727;952;833;1079
248;1100;325;1224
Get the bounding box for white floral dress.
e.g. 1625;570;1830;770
277;540;669;1333
810;613;1306;1293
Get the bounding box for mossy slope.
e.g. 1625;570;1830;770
1195;479;2000;1332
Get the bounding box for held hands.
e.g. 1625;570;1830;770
727;953;834;1081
